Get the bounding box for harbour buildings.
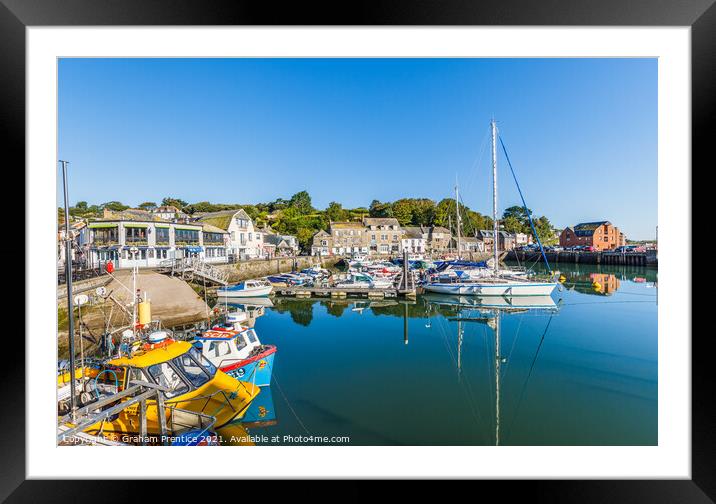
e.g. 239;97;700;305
559;221;626;251
477;230;517;252
311;221;456;257
84;218;230;269
261;226;301;257
194;209;265;260
401;227;427;255
423;226;452;254
364;217;403;254
311;221;367;256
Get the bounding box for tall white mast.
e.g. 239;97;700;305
491;119;499;274
455;177;461;259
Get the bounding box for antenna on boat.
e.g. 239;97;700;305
60;159;78;419
491;119;499;274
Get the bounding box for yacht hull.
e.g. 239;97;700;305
422;281;557;296
216;285;273;298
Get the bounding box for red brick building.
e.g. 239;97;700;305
559;221;625;251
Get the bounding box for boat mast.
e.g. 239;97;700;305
455;178;461;259
491;119;499;274
60;160;78;418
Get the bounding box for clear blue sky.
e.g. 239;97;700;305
58;58;657;240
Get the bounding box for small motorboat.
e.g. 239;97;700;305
300;265;330;279
217;279;273;298
335;272;394;289
194;327;276;387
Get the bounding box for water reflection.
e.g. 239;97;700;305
422;295;561;445
551;264;657;297
212;263;657;445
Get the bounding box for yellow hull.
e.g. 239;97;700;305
82;374;260;439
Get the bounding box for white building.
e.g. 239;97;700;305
401;227;427;255
151;205;189;222
195;209;264;260
85;219;229;269
457;236;484;253
514;232;533;247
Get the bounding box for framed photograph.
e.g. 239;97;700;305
6;0;708;497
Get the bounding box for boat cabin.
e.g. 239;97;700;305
106;340;220;399
194;327;263;370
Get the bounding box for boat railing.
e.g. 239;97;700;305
58;380;173;444
58;379;220;446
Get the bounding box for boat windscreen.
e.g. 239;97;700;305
172;352;211;388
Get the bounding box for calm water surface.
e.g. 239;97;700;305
226;263;657;446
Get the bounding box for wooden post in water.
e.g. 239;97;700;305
402;249;409;291
403;302;409;345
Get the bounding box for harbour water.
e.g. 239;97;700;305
224;262;657;446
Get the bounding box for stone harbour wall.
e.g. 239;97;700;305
215;256;341;282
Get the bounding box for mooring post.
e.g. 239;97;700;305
402;249;409;291
403;302;409;345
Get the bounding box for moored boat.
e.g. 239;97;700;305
423;119;557;297
76;335;261;439
217;279;273;298
335;272;394;289
194;327;276;386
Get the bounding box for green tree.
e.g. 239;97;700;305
101;201;129;212
502;214;524;234
533;216;554;243
411;199;437;226
295;227;316;250
161;197;188;209
392;199;414;225
369;199;393;217
138;201;157;210
326;201;348;222
289;191;313;214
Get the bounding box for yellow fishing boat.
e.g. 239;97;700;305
79;334;260;440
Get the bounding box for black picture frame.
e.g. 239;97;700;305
5;0;708;499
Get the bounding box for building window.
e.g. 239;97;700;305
155;227;170;244
92;227;118;245
175;228;199;244
125;227;148;244
203;232;223;245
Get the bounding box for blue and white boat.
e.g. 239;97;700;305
194;326;276;386
217;279;273;298
266;272;310;286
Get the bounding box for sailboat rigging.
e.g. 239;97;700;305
423;119;558;296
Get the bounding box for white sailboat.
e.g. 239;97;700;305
423;119;558;297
